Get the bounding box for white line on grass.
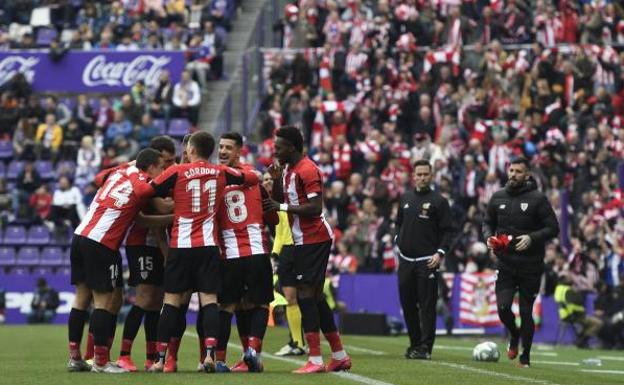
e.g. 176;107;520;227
183;331;396;385
580;369;624;375
532;360;579;366
434;345;557;357
598;356;624;361
429;361;564;385
322;342;386;356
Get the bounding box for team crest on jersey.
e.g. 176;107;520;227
140;271;149;280
419;202;430;219
521;203;528;211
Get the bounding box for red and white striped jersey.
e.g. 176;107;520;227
125;223;158;247
147;160;259;249
75;169;151;251
282;157;333;246
217;164;269;259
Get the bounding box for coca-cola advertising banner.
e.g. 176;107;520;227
0;50;185;93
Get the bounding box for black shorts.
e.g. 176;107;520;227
70;235;123;292
276;245;296;287
495;263;542;302
278;241;331;287
218;254;274;305
164;246;220;294
125;245;165;287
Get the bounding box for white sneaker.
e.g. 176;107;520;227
91;362;130;373
274;343;306;356
274;343;293;356
67;358;91;372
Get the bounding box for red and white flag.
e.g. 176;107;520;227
424;47;461;76
310;109;326;150
319;55;333;94
459;273;501;327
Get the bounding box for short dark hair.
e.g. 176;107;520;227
221;132;243;148
136;148;162;170
182;133;192;147
510;156;531;169
413;159;432;170
189;131;216;159
150;135;176;155
276;125;303;153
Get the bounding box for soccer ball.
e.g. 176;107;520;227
472;341;500;362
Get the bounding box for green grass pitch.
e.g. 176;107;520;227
1;325;623;385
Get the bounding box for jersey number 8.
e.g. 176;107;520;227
224;190;247;223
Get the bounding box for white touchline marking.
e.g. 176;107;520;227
434;345;557;357
429;361;564;385
183;331;397;385
580;369;624;375
322;342;386;356
598;356;624;362
532;360;579;366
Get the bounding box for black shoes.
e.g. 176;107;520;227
405;346;431;360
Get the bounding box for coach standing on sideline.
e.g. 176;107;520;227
396;160;454;360
482;157;558;368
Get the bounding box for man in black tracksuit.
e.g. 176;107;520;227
482;157;559;368
396;160;454;360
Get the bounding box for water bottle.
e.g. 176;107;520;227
581;358;602;366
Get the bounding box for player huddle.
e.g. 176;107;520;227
65;126;351;374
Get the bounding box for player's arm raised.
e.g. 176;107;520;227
221;165;260;187
260;185;279;226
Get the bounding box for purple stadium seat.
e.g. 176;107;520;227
0;140;13;160
27;225;51;246
4;225;27;244
36;161;55;180
6;160;24;180
0;247;16;266
153;119;167;135
40;247;64;266
167;118;192;137
56;160;76;178
36;28;58;47
16;247;40;266
51;226;73;246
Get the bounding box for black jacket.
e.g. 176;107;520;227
482;177;559;269
396;188;455;259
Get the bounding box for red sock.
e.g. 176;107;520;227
215;350;226;362
204;337;217;349
69;342;82;360
199;337;206;362
304;332;322;357
146;341;157;360
94;345;109;367
120;338;133;356
168;337;181;359
249;336;263;353
85;333;94;360
240;335;249;351
324;332;344;353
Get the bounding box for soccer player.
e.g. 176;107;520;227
140;131;260;373
116;136;177;371
263;126;351;373
66;148;169;373
209;133;278;373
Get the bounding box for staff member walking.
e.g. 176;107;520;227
482;157;558;368
396;160;454;360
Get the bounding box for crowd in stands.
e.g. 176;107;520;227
257;0;624;296
1;0;236;80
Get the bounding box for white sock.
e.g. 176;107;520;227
332;350;347;360
309;356;323;365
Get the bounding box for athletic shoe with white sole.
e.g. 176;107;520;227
91;362;130;373
274;343;306;356
67;358;91;372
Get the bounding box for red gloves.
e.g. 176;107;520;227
488;234;513;252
